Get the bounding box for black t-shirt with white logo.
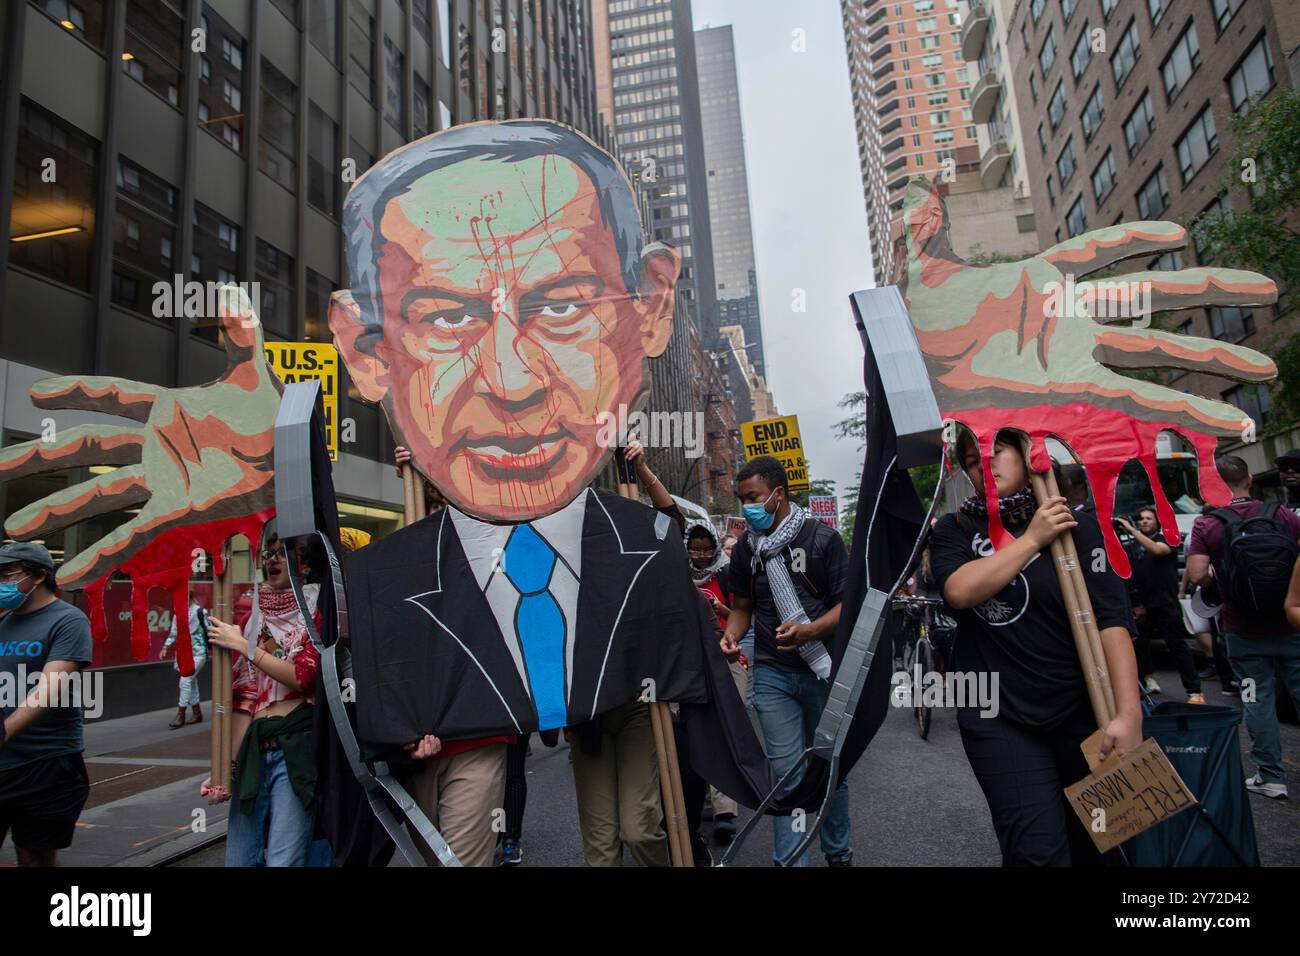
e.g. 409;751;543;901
929;510;1129;728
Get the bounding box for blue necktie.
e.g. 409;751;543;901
502;524;567;729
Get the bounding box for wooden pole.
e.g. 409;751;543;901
210;540;234;791
1042;465;1117;721
1019;439;1116;729
402;464;418;526
616;473;690;867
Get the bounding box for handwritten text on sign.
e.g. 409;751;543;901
1064;736;1196;854
740;415;808;493
265;343;339;461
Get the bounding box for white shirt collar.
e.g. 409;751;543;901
448;488;589;588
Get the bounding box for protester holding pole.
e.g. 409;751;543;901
200;529;325;866
930;429;1141;866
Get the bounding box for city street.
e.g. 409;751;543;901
161;663;1299;869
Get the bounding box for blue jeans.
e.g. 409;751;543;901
1225;633;1300;786
752;665;852;866
225;749;314;867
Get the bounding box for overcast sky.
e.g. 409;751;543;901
694;0;875;496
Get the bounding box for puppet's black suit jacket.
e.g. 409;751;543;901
346;489;712;754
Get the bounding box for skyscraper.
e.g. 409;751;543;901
841;0;976;286
695;24;765;377
592;0;720;497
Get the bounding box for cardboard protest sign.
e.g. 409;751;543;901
740;415;808;493
725;515;747;539
265;342;339;460
1066;736;1197;854
809;495;839;530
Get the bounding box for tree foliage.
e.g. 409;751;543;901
1189;89;1300;305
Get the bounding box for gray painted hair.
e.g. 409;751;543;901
341;120;646;349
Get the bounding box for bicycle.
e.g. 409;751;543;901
892;594;957;739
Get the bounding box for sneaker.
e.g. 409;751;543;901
1187;693;1206;705
1220;681;1241;697
712;813;736;845
500;841;523;865
1196;665;1217;681
1143;677;1162;694
1244;774;1288;799
826;854;854;867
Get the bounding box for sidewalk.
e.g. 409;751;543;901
0;704;228;867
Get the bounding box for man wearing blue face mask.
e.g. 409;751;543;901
719;456;854;866
0;542;93;867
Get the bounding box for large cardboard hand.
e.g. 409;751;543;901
0;288;280;589
899;179;1277;436
896;178;1279;572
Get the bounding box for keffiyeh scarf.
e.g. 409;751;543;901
750;502;832;679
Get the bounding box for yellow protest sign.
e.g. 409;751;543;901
740;415;808;493
265;342;339;460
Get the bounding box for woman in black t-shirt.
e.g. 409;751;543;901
930;429;1142;866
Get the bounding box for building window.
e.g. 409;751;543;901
1081;84;1104;142
1091;149;1116;203
437;0;452;69
1228;37;1275;113
1147;0;1167;25
198;5;245;153
1110;20;1140;89
34;0;107;50
112;158;178;319
308;0;338;63
412;0;433;44
1209;306;1255;343
1046;173;1056;207
191;203;241;341
122;0;185;107
1037;122;1047;155
414;77;433;139
1061;0;1079;24
1223;383;1270;428
10;98;98;292
307;102;338;217
305;269;334;341
1212;0;1244;33
256;239;296;339
1135;165;1169;218
1047;80;1066;131
1028;70;1038;102
1123;90;1155;156
1070;22;1092;79
1056;136;1077;186
1066;196;1087;237
1101;0;1119;20
1016;213;1037;233
1161;23;1200;104
1030;0;1046;23
1038;27;1056;77
260;58;298;193
348;0;376;101
1176;106;1218;184
384;35;407;131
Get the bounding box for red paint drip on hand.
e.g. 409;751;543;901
81;510;274;663
952;404;1227;578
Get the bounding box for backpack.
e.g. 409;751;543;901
1209;503;1299;614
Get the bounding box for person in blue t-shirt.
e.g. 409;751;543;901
0;542;94;866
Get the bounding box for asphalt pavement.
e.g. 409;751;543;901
166;662;1299;868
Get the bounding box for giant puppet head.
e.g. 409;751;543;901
329;121;682;522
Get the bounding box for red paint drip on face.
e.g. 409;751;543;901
953;404;1227;578
81;510;274;672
